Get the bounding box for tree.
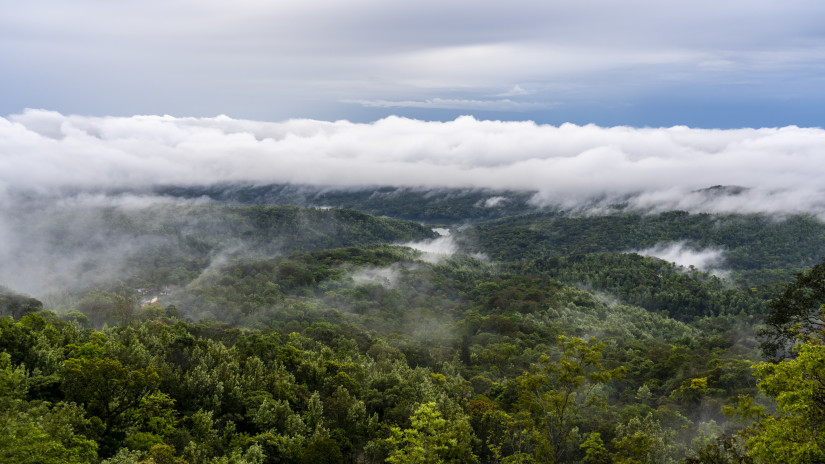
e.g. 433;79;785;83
0;353;98;463
580;433;610;464
610;413;681;464
0;288;42;319
742;340;825;463
515;336;624;463
760;259;825;359
61;355;160;421
386;402;478;464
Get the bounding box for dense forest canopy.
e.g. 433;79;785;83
2;185;825;463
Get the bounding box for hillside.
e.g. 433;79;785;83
1;192;824;463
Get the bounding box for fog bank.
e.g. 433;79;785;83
4;110;825;215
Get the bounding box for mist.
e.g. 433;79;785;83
4;109;825;216
351;267;401;288
403;236;459;264
0;194;215;300
635;241;727;274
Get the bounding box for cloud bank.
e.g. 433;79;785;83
4;109;825;215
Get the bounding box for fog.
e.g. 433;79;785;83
4;110;825;216
635;241;727;275
3;109;823;301
403;236;459;264
351;267;401;288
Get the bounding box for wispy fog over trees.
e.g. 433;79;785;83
1;189;824;462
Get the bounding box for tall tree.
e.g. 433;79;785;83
515;336;623;463
741;340;825;463
760;259;825;359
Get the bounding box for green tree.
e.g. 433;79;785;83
611;413;681;464
515;336;623;463
743;340;825;463
580;433;610;464
386;402;478;464
61;354;160;421
0;353;98;463
760;259;825;359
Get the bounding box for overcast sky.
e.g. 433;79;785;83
3;0;825;127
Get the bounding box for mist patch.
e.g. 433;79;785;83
402;236;458;264
483;196;507;207
634;241;727;275
351;267;401;288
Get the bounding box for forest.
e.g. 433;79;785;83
1;187;825;464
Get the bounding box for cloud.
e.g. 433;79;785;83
343;98;548;111
351;267;401;288
483;196;507;207
635;241;726;274
4;110;825;216
403;236;458;263
497;85;532;97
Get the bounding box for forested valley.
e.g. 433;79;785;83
2;188;825;463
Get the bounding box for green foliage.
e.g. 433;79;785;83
0;352;98;463
743;341;825;462
157;184;539;222
3;201;818;463
464;210;825;287
386;402;478;464
0;287;43;319
523;252;766;320
760;259;825;359
611;413;682;464
61;354;160;420
514;336;624;463
580;432;610;464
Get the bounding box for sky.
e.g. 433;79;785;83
3;0;825;128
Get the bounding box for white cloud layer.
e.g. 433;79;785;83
4;109;825;216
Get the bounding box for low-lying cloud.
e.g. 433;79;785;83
403;236;458;263
483;196;507;208
351;267;401;288
4;109;825;216
635;241;727;275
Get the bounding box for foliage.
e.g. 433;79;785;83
155;184;540;222
742;341;825;463
0;287;43;319
2;200;820;462
514;336;624;463
462;210;825;288
760;259;825;359
523;253;766;320
385;402;477;463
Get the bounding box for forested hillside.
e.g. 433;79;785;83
2;195;825;463
461;210;825;286
153;185;540;223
